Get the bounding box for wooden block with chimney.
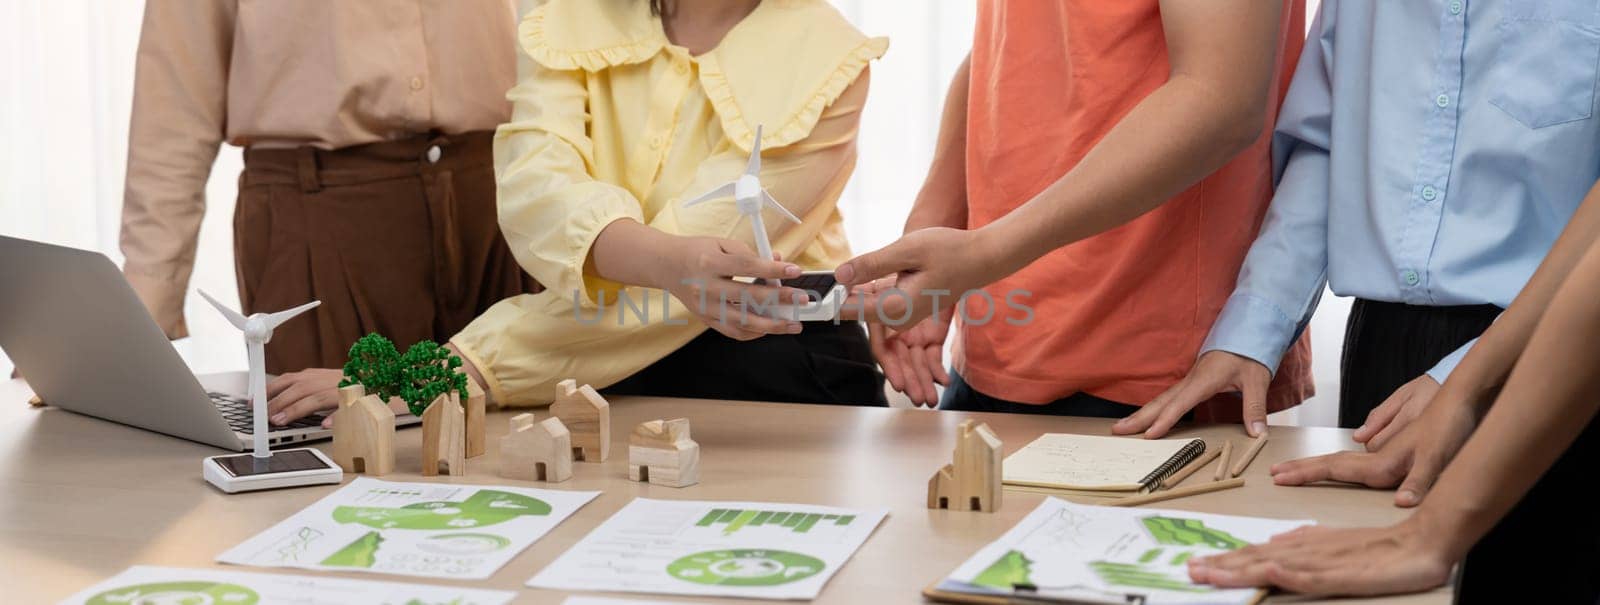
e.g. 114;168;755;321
420;392;466;476
628;418;699;488
927;420;1002;512
551;379;610;462
330;385;395;475
499;413;573;482
464;378;487;458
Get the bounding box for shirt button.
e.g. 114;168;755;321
674;61;689;75
410;76;425;91
1402;270;1421;286
1449;0;1463;15
1435;94;1450;108
650;135;664;149
426;145;442;164
1421;185;1438;201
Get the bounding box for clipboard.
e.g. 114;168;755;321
922;581;1268;605
923;581;1146;604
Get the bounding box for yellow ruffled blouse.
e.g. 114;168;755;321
451;0;888;406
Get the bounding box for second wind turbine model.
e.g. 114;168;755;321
682;125;802;285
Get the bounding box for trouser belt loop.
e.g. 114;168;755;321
296;147;323;193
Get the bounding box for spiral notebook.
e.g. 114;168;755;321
1002;434;1206;493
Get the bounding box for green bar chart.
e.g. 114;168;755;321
695;508;857;536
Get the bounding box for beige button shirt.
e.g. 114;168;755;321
120;0;520;338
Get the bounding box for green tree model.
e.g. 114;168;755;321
340;333;468;416
339;333;403;401
397;340;469;417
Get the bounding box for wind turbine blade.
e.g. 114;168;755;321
197;289;248;330
683;181;737;207
745;125;764;177
762;190;802;224
264;300;321;329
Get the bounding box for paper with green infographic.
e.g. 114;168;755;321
530;498;888;600
217;477;598;579
936;498;1311;604
58;565;514;605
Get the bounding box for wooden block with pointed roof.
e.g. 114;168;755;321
927;420;1002;512
628;418;699;488
551;379;610;462
499;413;573;483
464;377;487;458
420;392;466;476
331;384;395;475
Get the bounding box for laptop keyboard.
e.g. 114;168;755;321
209;392;324;434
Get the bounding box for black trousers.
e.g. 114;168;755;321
1456;410;1600;603
938;371;1169;420
604;321;887;406
1339;299;1501;429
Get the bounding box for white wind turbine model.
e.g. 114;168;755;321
683;125;802;285
197;291;343;493
680;125;846;321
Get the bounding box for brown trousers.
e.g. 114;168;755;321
235;131;538;374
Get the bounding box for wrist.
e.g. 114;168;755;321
1409;501;1481;563
972;221;1030;279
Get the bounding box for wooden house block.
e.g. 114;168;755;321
499;413;573;482
331;385;395;475
628;418;699;488
551;379;610;462
420;392;466;476
928;420;1002;512
465;378;487;458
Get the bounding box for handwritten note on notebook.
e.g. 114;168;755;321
1002;434;1205;492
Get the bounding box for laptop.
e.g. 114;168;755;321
0;235;419;451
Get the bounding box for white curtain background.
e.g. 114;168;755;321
0;1;1337;425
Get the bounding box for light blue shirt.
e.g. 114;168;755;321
1203;0;1600;382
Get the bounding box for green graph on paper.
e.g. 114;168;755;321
971;550;1033;591
1091;561;1211;593
694;508;857;536
1141;516;1247;549
1077;516;1248;592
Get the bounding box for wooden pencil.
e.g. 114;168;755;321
1231;433;1270;478
1160;445;1223;489
1213;440;1233;481
1111;477;1246;507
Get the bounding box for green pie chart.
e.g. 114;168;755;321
332;489;551;530
667;549;825;586
86;581;259;605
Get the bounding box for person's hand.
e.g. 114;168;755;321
1115;350;1272;439
834;227;999;328
266;368;345;428
1353;374;1439;451
1186;517;1454;596
868;300;953;408
662;237;811;341
1269;397;1476;507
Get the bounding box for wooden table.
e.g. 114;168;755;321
0;378;1448;604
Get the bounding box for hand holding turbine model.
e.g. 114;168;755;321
682;126;844;320
682;125;802;284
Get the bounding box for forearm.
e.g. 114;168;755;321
977;0;1281;278
120;0;235;337
588;219;683;291
1431;180;1600;416
1418;237;1600;560
904;55;971;233
983;76;1266;276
